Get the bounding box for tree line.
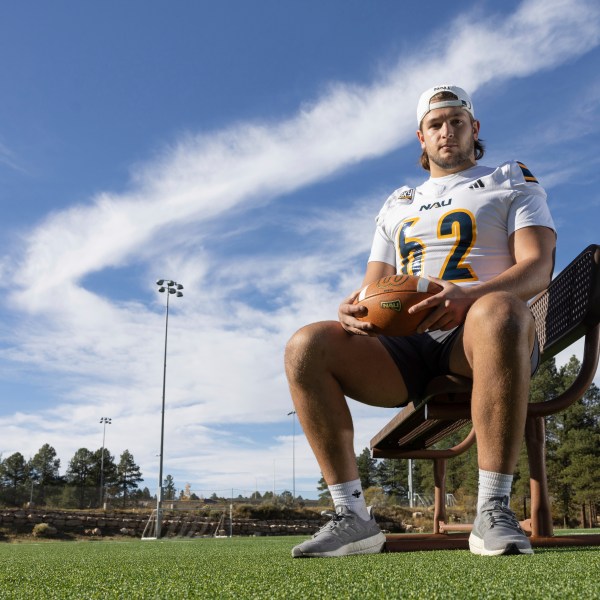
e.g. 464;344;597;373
0;445;147;509
318;356;600;527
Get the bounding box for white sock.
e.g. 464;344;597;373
477;469;513;512
328;479;370;521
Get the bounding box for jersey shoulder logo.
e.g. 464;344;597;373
468;179;485;189
392;188;415;203
517;161;539;184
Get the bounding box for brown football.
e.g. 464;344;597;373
354;274;443;336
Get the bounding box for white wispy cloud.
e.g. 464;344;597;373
1;0;598;494
11;0;599;300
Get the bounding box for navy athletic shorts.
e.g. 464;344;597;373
378;326;540;405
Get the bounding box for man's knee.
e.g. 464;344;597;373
466;292;534;340
284;321;338;383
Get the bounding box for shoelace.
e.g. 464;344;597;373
483;502;522;531
313;510;350;537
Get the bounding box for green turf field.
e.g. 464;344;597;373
1;536;599;599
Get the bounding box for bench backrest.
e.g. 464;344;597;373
530;244;600;360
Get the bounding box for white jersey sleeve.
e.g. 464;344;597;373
505;160;554;235
368;187;413;266
368;223;397;266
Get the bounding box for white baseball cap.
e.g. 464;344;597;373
417;85;474;125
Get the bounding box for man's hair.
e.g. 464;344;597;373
419;91;485;171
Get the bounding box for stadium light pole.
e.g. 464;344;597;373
28;469;39;507
408;458;414;508
287;410;296;503
99;417;112;507
155;279;183;539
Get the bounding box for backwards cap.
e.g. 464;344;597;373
417;85;474;125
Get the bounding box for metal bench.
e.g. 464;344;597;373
370;244;600;551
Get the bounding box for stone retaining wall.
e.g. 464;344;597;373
0;508;405;538
0;508;148;537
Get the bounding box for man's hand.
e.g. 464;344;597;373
408;276;476;333
338;291;375;336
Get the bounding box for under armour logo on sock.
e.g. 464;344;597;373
352;490;362;498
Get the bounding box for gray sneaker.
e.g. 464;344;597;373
291;506;386;558
469;496;533;556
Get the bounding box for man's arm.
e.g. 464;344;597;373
338;261;396;335
411;226;556;333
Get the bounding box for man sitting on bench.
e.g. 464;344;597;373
285;84;556;557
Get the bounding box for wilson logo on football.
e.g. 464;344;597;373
380;299;402;312
375;275;410;290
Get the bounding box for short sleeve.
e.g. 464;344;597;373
368;225;396;266
507;161;555;236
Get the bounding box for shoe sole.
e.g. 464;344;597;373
292;532;386;558
469;533;533;556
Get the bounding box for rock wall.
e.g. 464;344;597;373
0;508;405;538
0;508;150;537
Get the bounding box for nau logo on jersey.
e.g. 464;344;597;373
517;162;539;184
394;188;415;203
419;198;452;211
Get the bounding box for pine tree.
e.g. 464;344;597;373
545;356;600;526
28;443;62;506
316;475;331;505
163;474;176;500
559;427;600;525
374;458;407;500
356;447;377;489
0;452;28;506
66;448;96;509
117;450;143;506
416;424;477;506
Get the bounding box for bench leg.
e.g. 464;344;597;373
525;416;553;537
433;458;447;534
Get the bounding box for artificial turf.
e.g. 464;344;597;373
0;535;598;599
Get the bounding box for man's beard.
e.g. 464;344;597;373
429;140;474;171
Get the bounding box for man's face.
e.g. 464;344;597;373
417;108;480;175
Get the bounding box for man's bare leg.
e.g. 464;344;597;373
449;291;536;555
285;320;407;557
450;291;535;474
284;320;408;484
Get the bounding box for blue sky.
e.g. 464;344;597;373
0;0;599;500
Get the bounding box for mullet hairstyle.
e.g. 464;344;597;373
419;91;485;171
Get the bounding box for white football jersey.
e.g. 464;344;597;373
369;161;555;285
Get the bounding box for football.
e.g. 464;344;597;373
354;274;443;336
